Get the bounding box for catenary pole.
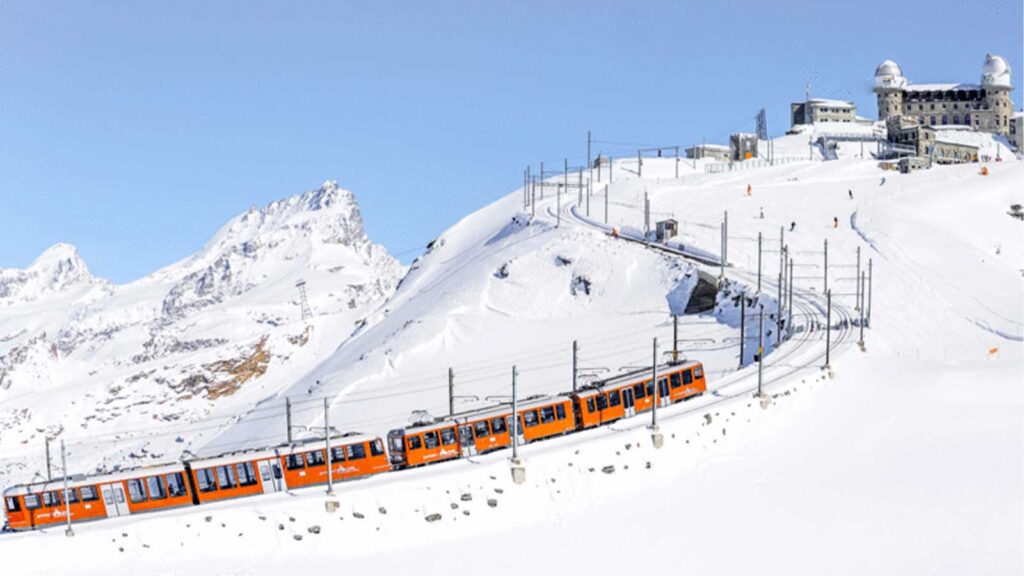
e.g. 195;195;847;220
788;259;794;337
572;340;578;393
824;238;829;294
673;315;679;363
324;398;334;495
739;294;746;367
859;272;866;347
868;259;873;326
651;338;658;427
856;246;861;310
448;367;455;418
825;289;832;368
757;232;763;292
45;437;52;482
61;439;73;536
286;397;293;443
757;305;765;397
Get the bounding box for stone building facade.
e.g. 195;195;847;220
874;54;1014;137
790;98;857;126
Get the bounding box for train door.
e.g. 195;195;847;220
257;460;283;494
459;424;477;457
100;484;129;518
507;415;525;446
659;379;670;408
623;388;636;417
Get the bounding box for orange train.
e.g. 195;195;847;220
3;361;705;531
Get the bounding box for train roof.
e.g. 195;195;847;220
394;394;573;434
3;462;188;497
576;360;702;397
3;433;383;496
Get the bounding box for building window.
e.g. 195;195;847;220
953;116;960;125
930;116;936;125
942;116;948;125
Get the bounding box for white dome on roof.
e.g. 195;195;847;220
874;59;906;89
875;60;903;78
981;53;1011;88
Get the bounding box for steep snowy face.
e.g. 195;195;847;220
0;182;404;485
0;243;101;305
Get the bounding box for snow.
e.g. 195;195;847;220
905;82;981;91
1;129;1022;575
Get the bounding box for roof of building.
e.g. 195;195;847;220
808;98;855;107
905;83;981;92
688;144;730;151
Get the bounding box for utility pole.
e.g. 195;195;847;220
286;397;293;444
540;162;545;200
604;184;609;224
45;436;52;482
739;294;746;368
824;238;829;294
324;398;334;495
572;340;578;393
638;150;642;178
609;156;613;183
644;191;650;240
578;168;583;205
61;439;73;536
856;246;862;311
757;231;763;293
511;365;525;483
531;178;536;218
720;222;726;279
448;367;455;418
587;130;592;184
650;338;663;448
788;259;794;337
724;210;729;266
825;289;832;368
757;304;765;397
777;271;783;346
779;227;785;283
868;259;873;327
859;272;866;348
675;146;680;179
672;315;679;363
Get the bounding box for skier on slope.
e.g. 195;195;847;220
790;221;796;232
848;189;853;199
879;177;886;186
833;216;839;228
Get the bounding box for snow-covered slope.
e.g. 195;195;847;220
2;126;1021;576
0;181;404;486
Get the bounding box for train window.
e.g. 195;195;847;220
555;404;567;420
81;486;98;502
523;410;539;428
5;496;20;512
64;488;80;504
440;428;457;446
331;447;347;462
197;468;218;492
216;465;237;489
694;365;704;378
407;436;422;451
371;439;386;456
166;474;187;498
285;454;305;470
346;444;367;460
388;436;404;453
633;383;646;399
127;480;147;503
25;495;41;510
424;431;440;449
539;406;556;423
608;391;621;407
595;394;608;411
42;490;61;507
474;421;490;438
490;418;506;434
586;398;596;412
646;381;655;396
147;476;167;500
237;462;258;487
305;450;326;467
682;370;693;385
670;373;681;389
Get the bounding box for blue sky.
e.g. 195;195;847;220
1;1;1020;282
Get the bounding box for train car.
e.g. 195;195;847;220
3;463;194;531
185;449;283;504
574;361;706;429
388;395;576;467
386;420;462;468
276;434;390;490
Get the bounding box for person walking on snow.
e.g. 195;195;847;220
759;207;764;219
848;189;853;199
833;216;839;228
746;183;752;196
790;221;796;232
879;177;886;186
